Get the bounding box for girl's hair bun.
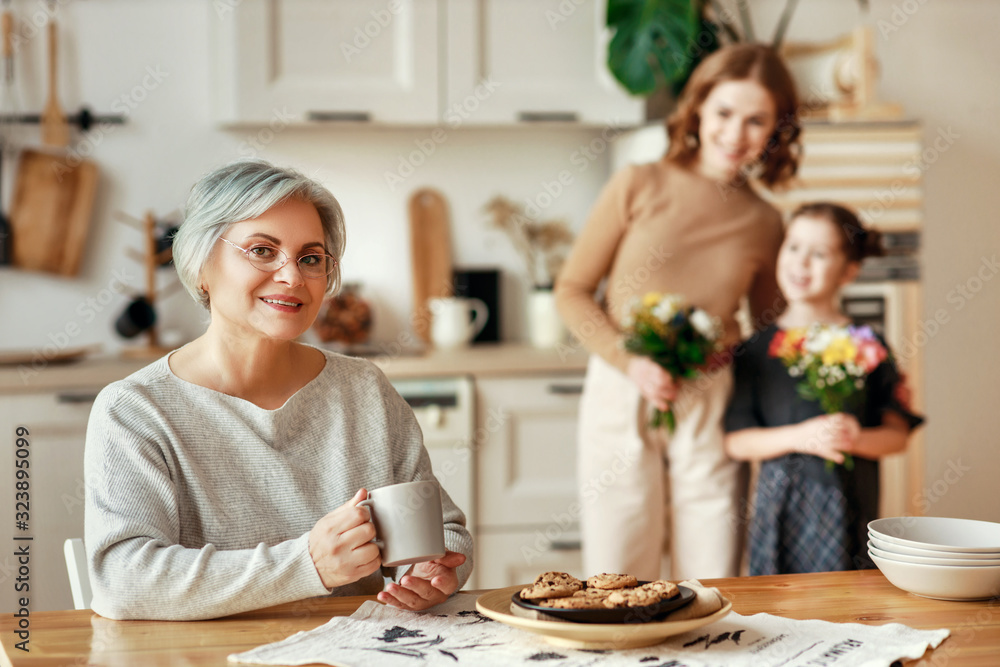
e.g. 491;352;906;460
790;202;885;263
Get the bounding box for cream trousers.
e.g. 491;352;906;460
576;355;747;580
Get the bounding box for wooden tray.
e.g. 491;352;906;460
408;188;452;342
10;149;99;276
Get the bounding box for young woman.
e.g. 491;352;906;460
724;203;922;574
555;43;801;581
85;160;471;620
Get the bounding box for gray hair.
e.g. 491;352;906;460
173;159;346;309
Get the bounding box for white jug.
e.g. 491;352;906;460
429;297;489;349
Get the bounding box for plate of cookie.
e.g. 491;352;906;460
512;572;695;624
475;572;733;650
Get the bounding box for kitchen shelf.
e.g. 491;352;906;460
0;105;126;132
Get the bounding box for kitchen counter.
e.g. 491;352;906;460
0;342;590;394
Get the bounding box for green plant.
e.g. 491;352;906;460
606;0;705;96
606;0;870;98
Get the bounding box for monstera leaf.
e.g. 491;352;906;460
607;0;703;95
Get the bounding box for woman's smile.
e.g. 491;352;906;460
259;294;305;312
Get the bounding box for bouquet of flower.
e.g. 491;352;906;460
769;323;888;469
621;293;723;432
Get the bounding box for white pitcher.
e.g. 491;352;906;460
429;297;489;349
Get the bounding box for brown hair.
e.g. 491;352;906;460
665;43;801;189
790;202;885;263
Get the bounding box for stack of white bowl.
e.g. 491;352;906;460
868;517;1000;601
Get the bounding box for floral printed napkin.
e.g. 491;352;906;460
228;592;948;667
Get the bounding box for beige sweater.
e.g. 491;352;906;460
555;158;784;373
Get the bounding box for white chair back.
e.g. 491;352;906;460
63;538;92;610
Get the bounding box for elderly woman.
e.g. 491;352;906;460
85;160;472;620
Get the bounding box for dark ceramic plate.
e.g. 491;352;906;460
511;584;695;624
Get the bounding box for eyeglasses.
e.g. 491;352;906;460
219;237;338;278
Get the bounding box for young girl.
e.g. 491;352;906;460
724;202;923;575
555;43;801;581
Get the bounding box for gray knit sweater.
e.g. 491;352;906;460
84;348;473;620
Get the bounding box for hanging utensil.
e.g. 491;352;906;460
0;144;9;265
0;1;15;264
41;5;69;147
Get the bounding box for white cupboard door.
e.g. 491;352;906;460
211;0;440;124
1;391;95;613
475;374;583;528
445;0;643;126
475;531;583;589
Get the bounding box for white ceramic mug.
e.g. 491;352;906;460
356;480;447;568
429;297;489;349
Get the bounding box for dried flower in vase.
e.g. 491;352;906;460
483;196;574;289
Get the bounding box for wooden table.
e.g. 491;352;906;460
2;570;997;666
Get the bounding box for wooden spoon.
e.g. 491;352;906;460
41;17;69;147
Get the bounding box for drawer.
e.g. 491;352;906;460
475;529;583;589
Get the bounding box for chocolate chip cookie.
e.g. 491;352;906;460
519;571;583;600
586;573;639;590
603;580;680;608
538;595;606;610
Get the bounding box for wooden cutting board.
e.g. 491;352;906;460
10;149;99;276
408;188;453;343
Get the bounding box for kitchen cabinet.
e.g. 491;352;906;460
0;390;97;613
444;0;643;126
210;0;441;124
473;372;586;587
210;0;642;126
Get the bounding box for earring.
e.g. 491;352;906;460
684;132;699;149
744;161;764;180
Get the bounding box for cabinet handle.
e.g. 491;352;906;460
547;384;583;396
57;393;99;404
518;111;578;123
549;540;581;551
307;111;372;123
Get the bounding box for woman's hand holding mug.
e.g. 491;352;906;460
308;489;382;590
378;551;467;611
357;480;459;611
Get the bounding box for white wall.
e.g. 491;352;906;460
0;0;613;354
2;1;998;522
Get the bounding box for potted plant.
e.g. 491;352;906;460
483;196;574;348
606;0;870;116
